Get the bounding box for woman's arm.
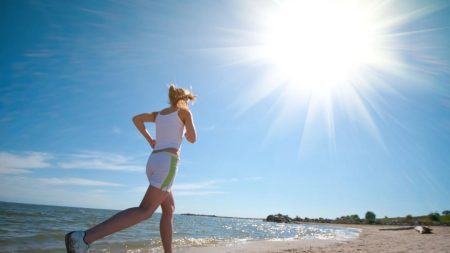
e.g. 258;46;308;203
179;109;196;143
132;112;157;148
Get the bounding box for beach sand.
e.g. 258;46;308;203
176;225;450;253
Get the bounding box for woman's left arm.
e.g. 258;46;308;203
180;109;196;143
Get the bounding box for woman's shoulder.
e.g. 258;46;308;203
177;107;192;121
159;107;177;115
178;106;191;113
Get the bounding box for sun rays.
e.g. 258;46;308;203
217;0;449;156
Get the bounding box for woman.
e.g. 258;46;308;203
65;84;197;253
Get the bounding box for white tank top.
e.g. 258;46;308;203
154;110;185;150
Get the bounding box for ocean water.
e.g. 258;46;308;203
0;201;360;253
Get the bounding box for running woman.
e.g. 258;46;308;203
65;84;197;253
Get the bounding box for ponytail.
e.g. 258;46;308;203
168;83;196;107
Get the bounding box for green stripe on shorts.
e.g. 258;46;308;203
161;156;178;191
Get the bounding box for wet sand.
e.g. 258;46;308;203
176;225;450;253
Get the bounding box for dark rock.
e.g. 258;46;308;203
266;213;293;223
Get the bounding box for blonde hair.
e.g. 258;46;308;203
168;84;196;108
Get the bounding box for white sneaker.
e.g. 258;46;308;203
65;231;89;253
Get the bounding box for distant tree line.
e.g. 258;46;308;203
265;210;450;226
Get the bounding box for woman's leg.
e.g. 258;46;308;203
160;192;175;253
84;186;168;244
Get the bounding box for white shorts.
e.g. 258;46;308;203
146;152;179;192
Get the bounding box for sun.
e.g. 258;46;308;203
221;0;445;154
261;0;382;95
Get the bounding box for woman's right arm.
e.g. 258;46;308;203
132;112;157;148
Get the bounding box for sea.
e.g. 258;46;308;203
0;201;360;253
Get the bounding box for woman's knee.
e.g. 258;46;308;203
161;203;175;217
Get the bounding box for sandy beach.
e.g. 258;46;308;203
177;225;450;253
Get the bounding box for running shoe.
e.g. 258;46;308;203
65;231;89;253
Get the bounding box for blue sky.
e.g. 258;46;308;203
1;0;449;219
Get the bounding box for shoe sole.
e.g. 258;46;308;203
65;232;73;253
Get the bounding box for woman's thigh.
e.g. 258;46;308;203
139;185;169;212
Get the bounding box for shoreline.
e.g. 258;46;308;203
176;239;339;253
174;225;450;253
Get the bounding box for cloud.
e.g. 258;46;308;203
132;180;228;196
175;191;226;196
0;150;144;173
0;176;127;210
112;126;122;134
173;180;221;190
168;178;263;196
245;176;264;181
37;177;123;187
131;186;148;193
23;49;55;58
200;125;216;131
56;151;143;172
0;151;52;174
173;180;227;196
0;117;12;123
218;177;264;183
171;177;263;196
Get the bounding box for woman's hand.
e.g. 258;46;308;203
133;112;157;148
149;139;156;149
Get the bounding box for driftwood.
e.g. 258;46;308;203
379;226;432;234
379;226;415;231
415;226;432;234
